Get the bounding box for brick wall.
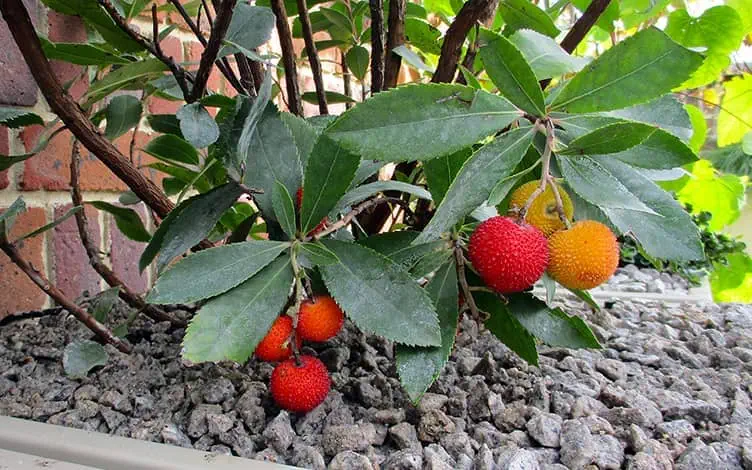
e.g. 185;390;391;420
0;1;369;318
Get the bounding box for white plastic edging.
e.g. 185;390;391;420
532;278;714;305
0;416;300;470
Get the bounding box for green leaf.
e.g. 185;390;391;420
280;112;318;169
500;0;560;37
301;91;356;104
551;27;703;113
508;29;588;80
40;38;130;65
474;292;539;365
299;241;340;266
405;18;442;56
16;206;82;242
144;134;199;165
568;287;600;310
396;260;459;403
139;183;244;272
571;0;619;32
147;114;183;137
319;7;355;36
0;108;44;128
104;95;142;140
272;181;297;238
727;0;752;34
0;197;26;236
86;59;167;104
392;45;433;72
685;104;707;152
182;255;294;363
558;155;657;214
219;4;276;57
424;148;473;204
325;84;522;162
560;122;656;156
717;75;752;147
603;95;694;142
300;135;360;233
459;65;482;90
243;107;303;219
320;240;441;346
710;252;752;303
505;294;601;349
479;32;545;116
416;127;535;244
90;287;120;323
89;201;151;243
331;181;432;216
607;129;698;169
176;103;220;148
359;231;447;271
541;273;556;305
598;158;704;262
63;340;109;379
346;45;369;81
147;240;288;304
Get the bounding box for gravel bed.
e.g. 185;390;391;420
1;288;751;469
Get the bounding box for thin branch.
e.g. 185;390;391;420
192;0;238;101
519;121;553;220
384;0;406;89
309;197;407;240
0;233;131;353
456;24;480;85
97;0;192;100
270;0;304;115
70;144;186;327
297;0;329;114
341;51;353;109
454;243;483;323
0;0;175;219
235;53;256;96
169;0;209;46
547;176;572;229
432;0;496;84
560;0;612;53
369;0;386;93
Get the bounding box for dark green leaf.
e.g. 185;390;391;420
508;29;588;80
325;84;522;162
396;261;459;403
301;91;356;104
603;95;694;142
346;45;369;81
176;103;220;148
417;127;535;244
358;231;447;271
280;112;318;169
500;0;560;37
607;129;698;169
300;135;360;233
139;183;244;272
474;291;539;365
17;206;82;242
147;114;183;137
319;7;355;36
219;4;276;57
424;148;473;204
560;122;656;156
86;59;167;104
89;201;150;242
40;38;130;65
118;191;141;205
405;18;442;55
63;340;109;379
0;108;44;128
458;65;482;90
0;197;26;236
272;181;297;238
182;255;294;363
90;287;121;323
331;181;432;216
299;241;340;266
551;27;703;113
257;0;329;16
480;31;545;116
147;240;289;304
505;294;601;349
143;134;199;165
104;95;142;140
320;240;441;346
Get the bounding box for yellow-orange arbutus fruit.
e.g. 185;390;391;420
509;180;573;237
547;220;619;290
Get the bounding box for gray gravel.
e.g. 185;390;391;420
0;278;751;469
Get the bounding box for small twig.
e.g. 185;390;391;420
369;0;386;93
201;0;214;28
238;183;264;196
309;197;406;240
456;24;480;84
341;51;353;109
70;143;185;327
519;121;554;220
296;0;328;114
454;243;483;323
192;0;238;101
384;0;406;89
0;232;131;353
235;54;256;96
286;245;307;366
559;0;613;53
270;0;303;115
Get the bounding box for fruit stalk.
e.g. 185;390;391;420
519;120;555;220
547;177;573;229
454;243;482;323
286;244;307;366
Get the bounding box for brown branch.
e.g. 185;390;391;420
431;0;496;84
0;0;175;219
454;244;483;323
70;144;186;327
0;233;131;353
297;0;328;114
235;53;256;96
309;197;408;240
560;0;612;53
341;51;353;109
192;0;238;100
384;0;405;89
270;0;303;115
369;0;385;93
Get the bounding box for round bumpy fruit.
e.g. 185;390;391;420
297;295;345;342
547;220;619;290
270;355;331;413
509;180;573;236
255;316;301;362
468;216;549;294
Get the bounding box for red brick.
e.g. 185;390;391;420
48;11;90;100
109;204;148;293
148;97;182;115
0;127;9;190
53;204;101;299
0;0;38;106
187;42;222;93
0;207;47;317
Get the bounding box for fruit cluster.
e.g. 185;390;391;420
469;180;619;294
256;295;345;412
